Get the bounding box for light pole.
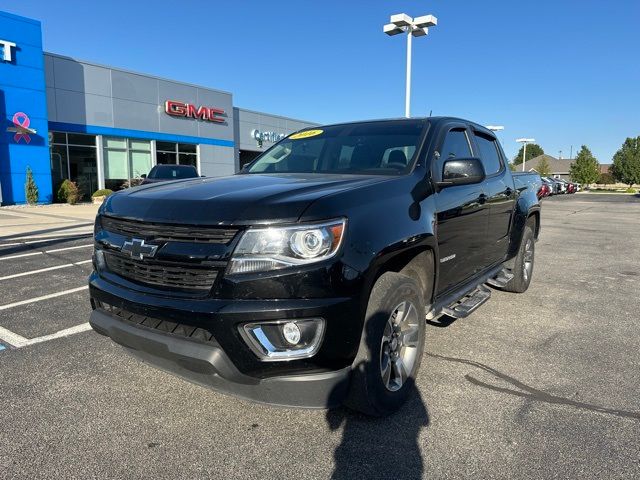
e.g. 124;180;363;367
384;13;438;118
516;138;536;172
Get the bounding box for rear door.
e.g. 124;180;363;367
471;130;516;265
433;123;489;295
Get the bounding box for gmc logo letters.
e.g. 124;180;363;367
164;100;225;123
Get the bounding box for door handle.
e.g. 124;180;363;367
478;193;488;205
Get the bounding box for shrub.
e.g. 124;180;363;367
597;173;615;185
120;178;143;189
92;189;113;198
25;167;39;205
57;179;80;204
625;187;636;193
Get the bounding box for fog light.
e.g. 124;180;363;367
94;249;106;271
283;322;301;345
240;318;325;361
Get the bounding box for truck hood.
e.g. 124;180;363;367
101;173;391;225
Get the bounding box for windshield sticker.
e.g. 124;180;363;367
289;129;323;140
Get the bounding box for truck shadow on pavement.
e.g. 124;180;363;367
326;381;429;480
427;352;640;420
0;223;94;242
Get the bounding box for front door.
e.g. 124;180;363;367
433;124;489;295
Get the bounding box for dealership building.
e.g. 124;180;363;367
0;10;316;205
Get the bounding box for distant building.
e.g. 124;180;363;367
520;155;573;180
519;154;611;181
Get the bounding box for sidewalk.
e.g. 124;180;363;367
0;203;99;241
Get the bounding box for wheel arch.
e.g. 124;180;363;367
369;246;436;308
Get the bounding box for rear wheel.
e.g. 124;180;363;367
345;272;426;417
502;224;535;293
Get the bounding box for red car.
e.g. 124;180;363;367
537;182;551;199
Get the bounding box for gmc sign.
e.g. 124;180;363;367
164;100;225;123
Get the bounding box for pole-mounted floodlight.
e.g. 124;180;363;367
516;138;536;172
384;12;438;118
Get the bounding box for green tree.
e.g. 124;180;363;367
611;136;640;187
598;172;615;185
536;156;552;176
25;166;39;205
569;146;600;185
513;143;544;165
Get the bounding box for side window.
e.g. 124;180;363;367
473;132;502;175
439;129;472;160
436;128;472;178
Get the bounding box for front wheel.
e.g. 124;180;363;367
345;272;426;417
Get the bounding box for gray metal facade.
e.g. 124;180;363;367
43;52;315;179
233;107;318;168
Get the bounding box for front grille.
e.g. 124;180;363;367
104;251;218;292
101;215;238;244
96;301;217;345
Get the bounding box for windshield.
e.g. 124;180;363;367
149;166;198;179
245;120;427;175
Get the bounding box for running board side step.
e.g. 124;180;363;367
441;284;491;319
485;268;514;289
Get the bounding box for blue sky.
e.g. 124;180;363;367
4;0;639;163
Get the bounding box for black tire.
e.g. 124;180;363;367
502;224;535;293
345;272;426;417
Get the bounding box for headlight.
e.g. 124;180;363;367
228;218;346;274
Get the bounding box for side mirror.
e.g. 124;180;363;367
438;157;485;188
140;174;147;179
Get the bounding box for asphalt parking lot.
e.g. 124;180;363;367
1;194;639;479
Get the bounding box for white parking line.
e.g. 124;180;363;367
0;244;93;261
23;237;88;244
0;238;78;247
25;323;93;347
0;260;92;281
0;325;30;348
0;251;42;260
45;244;93;253
0;286;88;311
0;323;92;349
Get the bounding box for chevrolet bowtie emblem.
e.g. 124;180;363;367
121;238;159;260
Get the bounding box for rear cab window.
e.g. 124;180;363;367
149;166;198;179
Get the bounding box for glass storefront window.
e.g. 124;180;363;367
104;137;152;190
50;132;97;201
156;142;197;169
179;143;197;154
156;151;177;165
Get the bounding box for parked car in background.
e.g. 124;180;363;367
537;182;551;199
140;165;200;185
541;177;559;195
551;178;567;194
541;177;555;196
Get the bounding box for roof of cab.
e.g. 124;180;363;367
295;116;496;137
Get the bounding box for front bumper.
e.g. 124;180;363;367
90;309;350;408
88;271;361;408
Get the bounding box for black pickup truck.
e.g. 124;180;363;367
89;117;541;416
